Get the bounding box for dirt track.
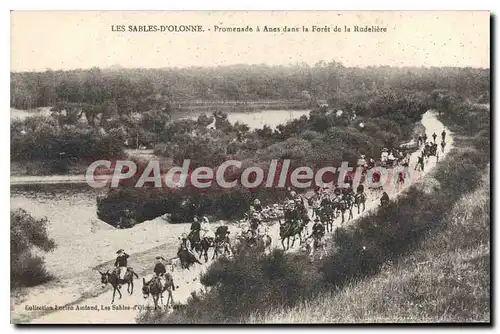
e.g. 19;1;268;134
16;110;453;324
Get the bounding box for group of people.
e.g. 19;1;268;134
258;204;284;222
418;129;446;147
107;129;451;299
380;148;408;167
178;215;232;254
113;248;175;294
111;186;395;293
356;148;411;175
415;129;447;171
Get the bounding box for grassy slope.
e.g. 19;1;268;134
248;166;490;323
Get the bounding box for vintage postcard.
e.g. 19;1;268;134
10;11;490;324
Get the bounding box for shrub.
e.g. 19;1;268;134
11;209;56;289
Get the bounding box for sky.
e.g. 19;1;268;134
10;11;490;72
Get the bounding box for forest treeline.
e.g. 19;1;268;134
11;63;489;110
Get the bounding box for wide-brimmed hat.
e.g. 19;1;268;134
116;249;124;254
156;256;166;261
382;148;388;152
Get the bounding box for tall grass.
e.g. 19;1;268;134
248;167;490;323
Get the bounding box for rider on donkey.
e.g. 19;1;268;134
309;217;325;241
387;149;396;166
215;225;230;244
253;198;263;212
178;233;196;258
114;249;130;287
380;192;390;207
147;256;175;293
146;256;167;288
201;216;215;242
249;212;262;238
342;185;355;205
295;197;309;225
357;154;367;169
415;154;425;171
188;216;201;243
311;192;322;219
368;158;376;169
381;148;389;165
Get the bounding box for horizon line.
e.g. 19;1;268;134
10;62;491;73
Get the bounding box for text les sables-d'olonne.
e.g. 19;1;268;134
111;24;388;33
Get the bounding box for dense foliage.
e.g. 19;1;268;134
11;64;489;109
11;209;56;289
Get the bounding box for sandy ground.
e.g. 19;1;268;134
12;110;453;324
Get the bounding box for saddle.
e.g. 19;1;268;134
112;267;133;283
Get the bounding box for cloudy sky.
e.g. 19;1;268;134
11;11;490;71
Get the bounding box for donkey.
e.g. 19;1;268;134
99;267;139;304
142;274;176;310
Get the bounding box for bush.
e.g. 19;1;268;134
11;116;125;162
11;209;56;289
11;252;53;288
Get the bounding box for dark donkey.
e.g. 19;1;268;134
99;267;139;304
354;185;367;215
188;231;215;263
279;219;303;250
142;274;176;310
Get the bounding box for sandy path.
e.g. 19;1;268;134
20;110;452;324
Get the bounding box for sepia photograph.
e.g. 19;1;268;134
9;10;490;324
